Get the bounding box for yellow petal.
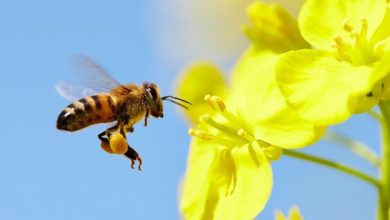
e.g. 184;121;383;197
213;143;273;220
382;74;390;100
180;139;218;220
230;47;325;148
228;47;283;122
371;4;390;45
276;49;373;125
274;206;304;220
355;52;390;110
254;107;326;149
288;206;304;220
298;0;386;50
180;140;273;220
176;62;227;124
274;210;287;220
353;95;378;113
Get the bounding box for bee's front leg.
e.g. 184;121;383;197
144;109;150;127
124;145;143;170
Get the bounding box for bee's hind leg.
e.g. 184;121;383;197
119;123;134;139
98;123;119;143
98;131;109;144
98;123;122;154
98;122;141;170
124;145;143;170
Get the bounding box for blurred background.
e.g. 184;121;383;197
0;0;378;219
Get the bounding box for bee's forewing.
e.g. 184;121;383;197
74;55;122;91
56;55;125;101
55;81;99;101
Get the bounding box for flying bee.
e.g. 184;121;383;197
56;55;191;170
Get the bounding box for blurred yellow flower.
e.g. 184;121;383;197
152;0;252;64
276;0;390;125
243;2;309;52
152;0;305;65
275;206;304;220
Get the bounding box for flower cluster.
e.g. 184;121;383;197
176;0;390;219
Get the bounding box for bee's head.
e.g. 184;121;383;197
144;83;164;118
144;82;192;118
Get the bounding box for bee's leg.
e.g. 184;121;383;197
126;126;134;133
144;109;150;127
124;145;143;170
119;125;127;138
107;123;119;134
98;123;119;143
98;131;109;144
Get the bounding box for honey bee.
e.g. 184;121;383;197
56;55;191;170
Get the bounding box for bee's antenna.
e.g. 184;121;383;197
164;99;189;109
162;96;192;104
162;96;192;109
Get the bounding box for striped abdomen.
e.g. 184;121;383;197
57;95;117;132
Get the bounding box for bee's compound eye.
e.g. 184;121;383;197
147;87;158;100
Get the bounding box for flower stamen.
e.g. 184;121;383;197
343;20;354;33
192;95;277;153
205;94;226;112
189;128;214;140
200;114;238;137
204;94;218;110
333;19;377;65
211;96;226;111
237;128;255;142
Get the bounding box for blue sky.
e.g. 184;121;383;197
0;0;379;219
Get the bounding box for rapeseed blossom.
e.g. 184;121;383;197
177;3;324;219
276;0;390;125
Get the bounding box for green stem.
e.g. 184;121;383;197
368;110;383;123
378;102;390;220
324;130;381;167
283;149;380;189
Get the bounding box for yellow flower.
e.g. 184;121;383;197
276;0;390;125
177;3;325;219
275;206;304;220
178;50;324;220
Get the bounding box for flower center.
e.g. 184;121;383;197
189;94;282;161
333;19;379;65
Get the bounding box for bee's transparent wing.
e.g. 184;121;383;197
73;55;123;92
55;81;99;101
56;55;126;101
